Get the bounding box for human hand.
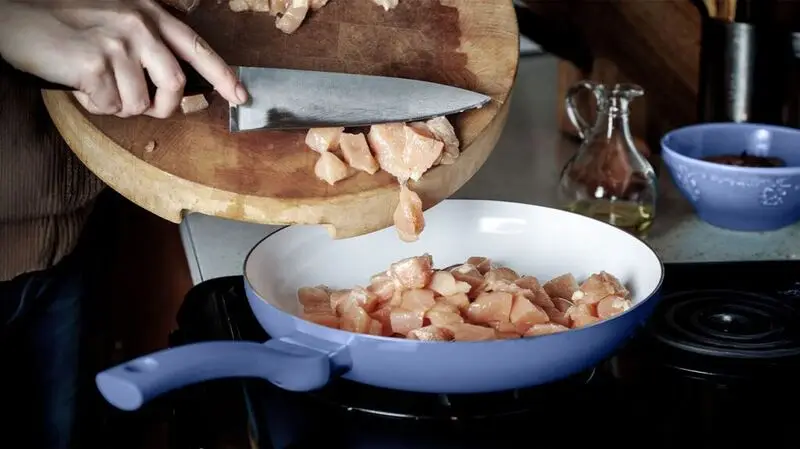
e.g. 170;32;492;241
0;0;248;118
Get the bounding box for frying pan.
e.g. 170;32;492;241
95;200;664;411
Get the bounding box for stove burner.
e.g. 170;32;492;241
308;369;596;420
650;290;800;359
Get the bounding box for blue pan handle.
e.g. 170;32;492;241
95;339;331;411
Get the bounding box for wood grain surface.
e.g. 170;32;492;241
43;0;519;238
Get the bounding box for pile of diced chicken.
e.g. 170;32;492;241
229;0;399;34
297;254;634;342
306;117;461;242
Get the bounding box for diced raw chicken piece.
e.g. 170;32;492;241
447;323;497;341
340;132;379;174
597;295;633;319
388;254;433;289
544;307;571;327
425;116;460;156
449;264;485;298
439;292;470;311
367;123;444;182
524;323;569;337
340;305;374;334
408;325;454;341
305;127;344;153
367;273;395;303
466;256;492;275
276;0;310;34
371;0;398;11
573;271;631;305
228;0;269;12
566;303;601;328
466;291;513;325
369;304;394;336
509;294;550;333
400;289;436;313
302;312;340;329
491;321;517;333
269;0;286;15
393;184;425;242
390;308;424;335
428;271;471;297
309;0;328;9
367;319;384;336
551;296;575;313
332;287;379;315
425;301;464;327
490;279;554;310
314;152;351;185
297;286;332;314
543;273;579;301
514;276;556;309
180;94;209;114
484;268;520;290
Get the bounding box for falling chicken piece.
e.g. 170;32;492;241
597;295;633;319
305;127;345;153
388;254;433;290
393;184;425;242
371;0;398;11
297;255;631;340
275;0;309;34
144;141;156;153
340;132;379;174
180;94;209;114
367;123;444;182
309;0;328;9
408;325;454;341
314;152;352;185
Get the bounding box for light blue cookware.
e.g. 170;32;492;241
95;200;664;411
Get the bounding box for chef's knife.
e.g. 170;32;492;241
2;59;491;132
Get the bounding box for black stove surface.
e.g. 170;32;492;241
168;261;800;449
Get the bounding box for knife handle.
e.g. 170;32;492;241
0;57;212;97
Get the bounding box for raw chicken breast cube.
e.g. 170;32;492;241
340;132;379;174
407;325;454;341
393;184;425;242
390;308;425;335
543;273;579;300
447;323;497;341
466;291;513;324
305;127;344;153
428;271;471;297
275;0;309;34
367;123;444;182
509;294;550;333
371;0;398;11
314;152;351;185
388;254;434;289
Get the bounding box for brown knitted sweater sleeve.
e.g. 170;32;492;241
0;63;106;281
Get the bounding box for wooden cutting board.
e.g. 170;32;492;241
42;0;519;238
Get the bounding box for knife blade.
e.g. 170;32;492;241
2;59;491;132
230;66;491;132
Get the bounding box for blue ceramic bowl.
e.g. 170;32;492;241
661;123;800;231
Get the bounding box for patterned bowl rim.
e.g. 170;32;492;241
661;122;800;176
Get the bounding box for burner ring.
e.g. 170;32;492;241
650;290;800;359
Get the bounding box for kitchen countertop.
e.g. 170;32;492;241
180;54;800;285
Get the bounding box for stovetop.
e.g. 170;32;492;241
167;261;800;449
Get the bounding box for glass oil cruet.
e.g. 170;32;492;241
559;81;658;237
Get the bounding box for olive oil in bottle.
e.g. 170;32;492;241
566;199;654;237
559;81;658;238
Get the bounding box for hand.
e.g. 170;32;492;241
0;0;248;118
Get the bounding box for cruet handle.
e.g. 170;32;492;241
565;80;605;140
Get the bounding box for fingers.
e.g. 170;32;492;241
73;55;122;114
140;41;186;118
108;41;151;117
141;0;247;105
